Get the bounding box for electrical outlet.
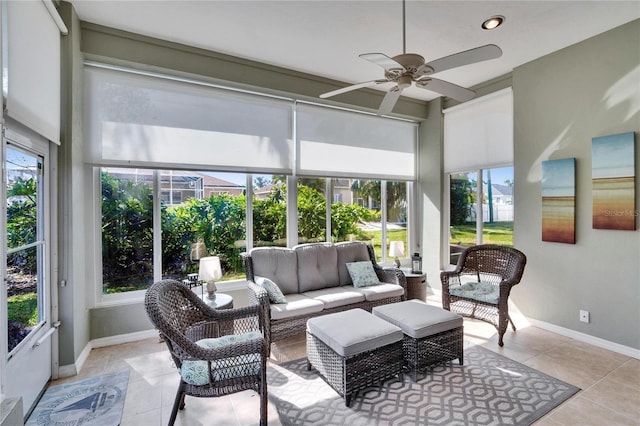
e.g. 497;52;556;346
579;310;590;323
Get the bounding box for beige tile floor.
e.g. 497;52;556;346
49;295;640;426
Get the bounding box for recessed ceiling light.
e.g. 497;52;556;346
482;15;505;30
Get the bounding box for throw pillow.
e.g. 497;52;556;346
255;276;287;304
345;261;380;288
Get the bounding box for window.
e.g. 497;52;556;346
448;167;514;264
444;88;514;265
5;147;46;353
101;168;154;294
252;175;286;247
101;168;248;295
87;66;418;301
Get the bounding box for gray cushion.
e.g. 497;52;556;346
449;281;499;304
294;243;340;292
249;247;299;295
302;287;366;309
269;294;324;320
352;283;404;301
336;241;371;286
372;300;463;339
307;308;403;357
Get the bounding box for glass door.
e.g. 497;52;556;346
2;135;52;417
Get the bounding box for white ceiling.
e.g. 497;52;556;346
70;0;640;101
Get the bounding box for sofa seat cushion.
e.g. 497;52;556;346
449;281;499;304
352;283;404;301
269;294;324;320
302;287;366;310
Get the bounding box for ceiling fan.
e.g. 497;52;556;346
319;0;503;115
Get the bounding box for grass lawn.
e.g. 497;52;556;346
450;221;514;246
361;228;408;261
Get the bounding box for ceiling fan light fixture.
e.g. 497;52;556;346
482;15;505;30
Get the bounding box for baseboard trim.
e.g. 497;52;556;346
429;287;639;359
526;318;640;360
90;329;159;349
57;329;159;378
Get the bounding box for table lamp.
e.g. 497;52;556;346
198;256;222;300
388;241;405;268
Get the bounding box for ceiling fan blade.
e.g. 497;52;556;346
319;80;387;99
359;53;406;73
416;78;475;102
422;44;502;74
377;86;403;115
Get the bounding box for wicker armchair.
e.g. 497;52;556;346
441;244;527;347
144;280;268;426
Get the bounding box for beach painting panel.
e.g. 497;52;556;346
542;158;576;243
592;132;636;230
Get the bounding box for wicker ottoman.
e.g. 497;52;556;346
306;308;404;406
373;300;464;381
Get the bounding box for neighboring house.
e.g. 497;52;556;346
488;183;514;205
201;174;244;198
253;183;281;200
103;168;244;205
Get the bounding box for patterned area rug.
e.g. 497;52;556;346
26;370;129;426
268;345;579;425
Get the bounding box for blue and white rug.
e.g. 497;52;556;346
26;370;129;426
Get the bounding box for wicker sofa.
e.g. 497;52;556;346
242;241;407;349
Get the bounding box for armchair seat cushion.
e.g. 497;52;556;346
180;331;263;385
449;281;499;304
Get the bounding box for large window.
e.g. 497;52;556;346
101;168;248;295
87;65;418;301
444;88;514;265
448;166;514;264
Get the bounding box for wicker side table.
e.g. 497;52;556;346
405;272;427;301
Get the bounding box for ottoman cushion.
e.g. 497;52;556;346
373;300;463;339
307;308;402;357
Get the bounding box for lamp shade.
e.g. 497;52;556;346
198;256;222;282
388;241;405;258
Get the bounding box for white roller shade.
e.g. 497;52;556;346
5;0;63;144
84;66;293;173
296;103;417;180
444;88;513;172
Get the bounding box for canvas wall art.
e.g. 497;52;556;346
592;132;636;230
542;158;576;243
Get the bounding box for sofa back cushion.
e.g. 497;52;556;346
294;243;339;292
249;247;299;295
336;241;373;286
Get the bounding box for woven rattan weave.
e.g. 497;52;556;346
403;326;464;381
144;280;268;426
441;244;527;347
306;331;404;406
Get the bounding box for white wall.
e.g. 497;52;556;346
512;19;639;349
